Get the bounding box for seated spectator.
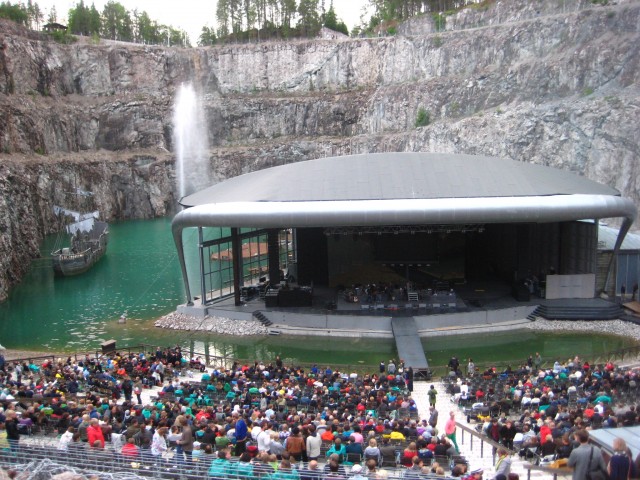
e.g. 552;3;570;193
403;456;424;479
540;434;556;458
401;441;418;467
345;435;363;455
300;459;323;480
208;449;232;479
363;437;381;466
121;437;139;457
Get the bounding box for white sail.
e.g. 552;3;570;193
66;217;96;235
54;206;99;222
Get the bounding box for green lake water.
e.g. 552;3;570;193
0;217;637;368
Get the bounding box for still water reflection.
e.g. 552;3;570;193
0;218;636;368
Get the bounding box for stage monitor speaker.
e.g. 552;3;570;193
101;340;116;354
512;285;530;302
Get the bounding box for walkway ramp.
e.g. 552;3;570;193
391;317;429;375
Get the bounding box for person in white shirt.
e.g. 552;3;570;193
306;424;322;461
256;421;272;453
151;426;169;457
58;426;74;451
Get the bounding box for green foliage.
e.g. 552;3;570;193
67;0;189;46
323;3;349;35
415;107;430;128
297;0;321;37
49;29;77;44
198;26;217;46
68;0;99;36
387;26;397;35
365;0;490;35
591;0;609;4
582;86;594;96
0;1;29;25
433;35;443;47
431;12;446;31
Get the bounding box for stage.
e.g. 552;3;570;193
177;280;624;338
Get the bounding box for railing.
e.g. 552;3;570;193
431;343;640;378
0;442;460;480
456;421;516;466
522;463;573;480
8;338;639;380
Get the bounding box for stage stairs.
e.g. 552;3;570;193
253;310;273;326
534;301;622;320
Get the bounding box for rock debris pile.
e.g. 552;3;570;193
527;319;640;342
155;312;268;336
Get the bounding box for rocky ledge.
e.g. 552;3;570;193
526;318;640;342
154;312;269;336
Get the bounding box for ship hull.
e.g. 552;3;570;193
52;223;109;277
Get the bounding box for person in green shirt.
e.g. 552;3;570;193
428;385;438;407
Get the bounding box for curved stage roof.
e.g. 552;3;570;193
172;153;637;305
180;152;620;206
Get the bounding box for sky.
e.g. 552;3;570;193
34;0;371;44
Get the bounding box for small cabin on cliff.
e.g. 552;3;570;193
43;23;67;32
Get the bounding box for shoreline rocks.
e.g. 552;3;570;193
525;318;640;342
154;312;269;336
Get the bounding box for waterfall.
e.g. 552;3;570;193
172;83;210;200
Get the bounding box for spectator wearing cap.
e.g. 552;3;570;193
348;463;367;479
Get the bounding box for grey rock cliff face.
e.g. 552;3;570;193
0;0;639;301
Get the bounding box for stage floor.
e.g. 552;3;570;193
203;279;616;318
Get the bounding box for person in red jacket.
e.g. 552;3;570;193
122;438;140;457
87;418;105;448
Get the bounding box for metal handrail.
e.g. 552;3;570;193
456;421;516;465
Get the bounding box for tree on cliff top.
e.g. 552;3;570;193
322;2;348;35
0;2;29;26
68;0;100;36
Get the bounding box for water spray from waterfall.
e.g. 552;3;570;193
173;83;210;200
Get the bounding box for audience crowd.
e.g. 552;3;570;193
0;347;637;480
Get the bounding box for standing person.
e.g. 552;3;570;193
305;425;321;461
406;366;414;392
632;283;639;301
233;411;248;456
494;448;512;478
534;352;542;371
467;358;475;377
5;411;19;452
379;361;385;374
567;429;607;480
428;385;438;407
448;356;459;373
445;411;459;453
87;418;105;448
621;284;627;302
285;426;305;461
151;426;168;460
608;438;635;480
177;416;194;464
428;406;438;429
387;360;396;375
